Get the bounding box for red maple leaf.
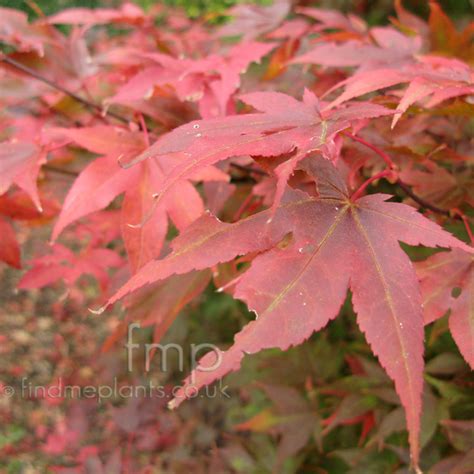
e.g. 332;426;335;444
19;243;123;291
108;41;275;119
292;10;474;127
0;141;46;212
99;157;471;466
417;249;474;369
124;90;392;214
47;125;225;270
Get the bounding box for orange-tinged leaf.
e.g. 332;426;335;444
263;39;300;80
0;216;21;268
428;1;474;61
428;2;458;52
235;408;278;432
237;383;318;467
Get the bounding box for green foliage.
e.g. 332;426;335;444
1;0;471;22
0;0;100;16
0;0;242;17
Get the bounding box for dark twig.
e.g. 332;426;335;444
230;176;257;184
396;179;452;217
343;130;468;222
230;162;268;176
396;178;474;233
2;57;466;226
344;132;397;170
0;55;130;125
352;169;395;202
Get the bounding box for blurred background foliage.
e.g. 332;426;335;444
0;0;472;472
0;0;472;23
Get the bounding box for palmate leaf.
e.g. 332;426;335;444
0;0;471;469
0;141;46;212
47;125;146;242
100;158;472;467
417;249;474;369
108;41;275;119
292;7;474;127
19;243;123;292
47;126;224;270
122;90;392;213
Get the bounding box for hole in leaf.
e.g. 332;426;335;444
277;232;293;249
451;287;462;298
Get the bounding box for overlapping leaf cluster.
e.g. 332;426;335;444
0;1;473;471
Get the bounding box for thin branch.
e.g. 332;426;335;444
351;169;395;202
343;131;470;223
0;55;130;125
395;179;451;217
230;176;258;184
344;132;397;170
458;211;474;245
4;60;465;226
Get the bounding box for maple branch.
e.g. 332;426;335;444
0;55;130;125
351;169;395;201
343;132;471;225
395;180;452;217
353;171;470;226
396;181;473;236
344;132;397;170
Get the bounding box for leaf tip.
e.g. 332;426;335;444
89;305;106;315
167;398;179;410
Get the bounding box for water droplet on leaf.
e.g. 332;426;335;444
298;244;316;254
